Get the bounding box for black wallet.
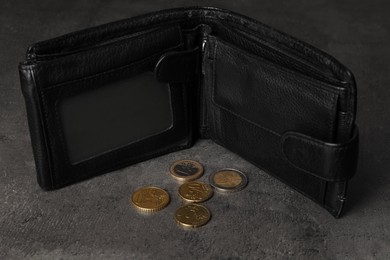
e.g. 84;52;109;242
19;7;359;217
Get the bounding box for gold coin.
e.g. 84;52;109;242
131;186;170;213
169;159;204;182
209;169;248;193
178;181;213;203
175;204;211;228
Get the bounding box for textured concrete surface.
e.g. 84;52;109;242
1;0;390;259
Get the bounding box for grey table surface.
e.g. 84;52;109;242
1;0;389;259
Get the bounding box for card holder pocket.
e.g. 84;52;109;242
209;37;340;142
21;25;191;189
205;37;342;206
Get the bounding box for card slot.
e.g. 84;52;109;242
42;49;166;91
33;26;184;88
29;17;198;57
211;22;346;87
33;27;163;60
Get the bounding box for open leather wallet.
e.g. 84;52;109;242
19;7;359;217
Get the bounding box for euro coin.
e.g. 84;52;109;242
175;204;211;228
209;169;248;193
169;159;204;182
178;181;213;203
131;186;170;213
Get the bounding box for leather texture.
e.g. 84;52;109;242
282;127;359;182
18;7;359;217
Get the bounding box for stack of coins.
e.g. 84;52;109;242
170;160;213;228
130;159;248;229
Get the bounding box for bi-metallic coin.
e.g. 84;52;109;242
169;159;204;182
209;168;248;193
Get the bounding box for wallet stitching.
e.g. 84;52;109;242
211;40;280;137
35;70;57;185
216;21;345;87
27;66;55;188
328;94;338;140
214;37;341;95
211;41;219;139
215;43;224;141
180;82;188;133
211;41;225;141
346;84;354;133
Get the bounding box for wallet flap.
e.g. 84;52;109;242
281;127;359;182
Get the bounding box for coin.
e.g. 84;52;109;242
175;204;211;228
131;186;170;213
178;181;213;203
169;159;204;182
209;169;248;193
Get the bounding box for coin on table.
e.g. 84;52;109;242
131;186;170;213
178;181;213;203
209;168;248;193
175;204;211;228
169;159;204;182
